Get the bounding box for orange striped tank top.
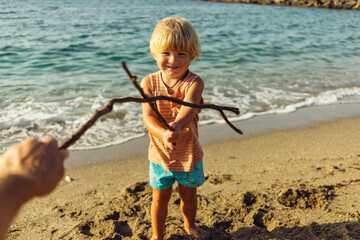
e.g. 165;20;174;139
147;70;203;172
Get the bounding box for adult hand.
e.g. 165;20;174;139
0;136;69;240
0;136;69;199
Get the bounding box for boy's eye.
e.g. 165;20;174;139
160;51;188;57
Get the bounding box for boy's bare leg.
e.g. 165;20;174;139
179;184;209;239
151;187;172;240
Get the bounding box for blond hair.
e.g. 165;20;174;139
150;16;201;61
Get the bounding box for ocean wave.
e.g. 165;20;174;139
1;85;360;152
199;87;360;126
0;11;17;14
0;93;145;152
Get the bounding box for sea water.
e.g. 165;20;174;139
1;0;360;152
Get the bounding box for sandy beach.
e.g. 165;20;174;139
6;103;360;239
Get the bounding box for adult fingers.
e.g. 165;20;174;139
42;136;69;162
42;135;58;148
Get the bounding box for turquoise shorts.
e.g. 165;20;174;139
149;161;206;190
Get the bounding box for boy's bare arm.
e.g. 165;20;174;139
172;77;204;130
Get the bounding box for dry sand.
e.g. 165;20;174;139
6;104;360;240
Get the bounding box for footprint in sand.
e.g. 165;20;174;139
315;165;345;175
206;174;233;185
277;185;336;209
77;219;133;239
125;181;151;194
113;221;132;238
104;211;120;221
242;191;258;207
79;221;94;237
123;181;152;202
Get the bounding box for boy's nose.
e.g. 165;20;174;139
168;54;177;63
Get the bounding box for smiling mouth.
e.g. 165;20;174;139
167;66;180;69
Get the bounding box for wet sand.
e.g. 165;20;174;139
6;103;360;239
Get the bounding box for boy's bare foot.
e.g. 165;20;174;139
186;226;209;239
150;236;162;240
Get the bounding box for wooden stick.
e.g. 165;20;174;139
59;96;242;149
59;63;243;150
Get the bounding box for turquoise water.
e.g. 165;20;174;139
1;0;360;151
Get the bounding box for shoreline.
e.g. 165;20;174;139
193;0;360;10
8;102;360;239
65;102;360;169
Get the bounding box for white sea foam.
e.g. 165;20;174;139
0;93;146;152
1;86;360;153
199;87;360;126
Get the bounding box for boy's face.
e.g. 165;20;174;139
154;50;191;81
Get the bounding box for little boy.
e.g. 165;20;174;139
141;16;209;240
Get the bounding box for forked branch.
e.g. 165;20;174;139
59;62;243;150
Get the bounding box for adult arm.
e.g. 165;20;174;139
0;137;68;240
